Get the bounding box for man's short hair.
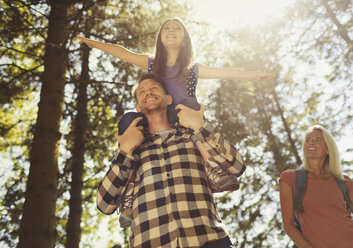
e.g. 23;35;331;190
132;73;166;101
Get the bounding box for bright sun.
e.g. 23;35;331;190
187;0;294;29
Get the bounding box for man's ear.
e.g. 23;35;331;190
136;104;141;112
166;95;173;105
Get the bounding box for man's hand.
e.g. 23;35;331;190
175;104;205;131
115;117;145;155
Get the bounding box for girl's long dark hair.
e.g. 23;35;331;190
152;18;193;84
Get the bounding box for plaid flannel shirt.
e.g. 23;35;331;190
97;122;245;248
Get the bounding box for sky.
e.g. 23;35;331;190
184;0;353;162
186;0;295;28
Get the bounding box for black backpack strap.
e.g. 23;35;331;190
294;168;308;232
294;168;307;213
335;178;352;214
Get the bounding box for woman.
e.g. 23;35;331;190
279;125;353;248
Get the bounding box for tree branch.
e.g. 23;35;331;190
321;0;353;53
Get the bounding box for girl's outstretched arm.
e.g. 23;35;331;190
198;63;275;82
76;35;149;69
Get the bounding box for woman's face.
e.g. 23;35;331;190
160;20;185;49
304;130;329;160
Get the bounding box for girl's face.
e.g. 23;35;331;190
160;20;185;49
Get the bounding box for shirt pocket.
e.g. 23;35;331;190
137;162;163;186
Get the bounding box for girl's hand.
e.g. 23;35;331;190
176;104;205;131
76;35;93;48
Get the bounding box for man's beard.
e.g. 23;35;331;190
141;101;167;114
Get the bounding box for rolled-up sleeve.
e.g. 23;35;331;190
193;122;245;177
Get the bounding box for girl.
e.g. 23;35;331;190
77;18;273;191
77;18;275;122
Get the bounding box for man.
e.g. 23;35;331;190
97;73;245;248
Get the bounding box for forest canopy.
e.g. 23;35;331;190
0;0;352;247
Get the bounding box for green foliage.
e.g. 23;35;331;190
0;0;46;104
1;0;352;247
283;0;353;118
55;0;191;247
0;93;36;245
205;14;352;246
0;0;40;237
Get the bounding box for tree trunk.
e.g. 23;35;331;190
17;1;69;247
65;44;89;248
254;87;286;173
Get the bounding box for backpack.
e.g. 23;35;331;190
294;168;352;232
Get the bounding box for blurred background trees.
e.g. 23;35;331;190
0;0;352;247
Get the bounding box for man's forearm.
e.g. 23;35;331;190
97;151;135;214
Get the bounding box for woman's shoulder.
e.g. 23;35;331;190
280;169;296;178
279;169;297;188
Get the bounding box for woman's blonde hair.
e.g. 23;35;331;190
302;125;343;180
